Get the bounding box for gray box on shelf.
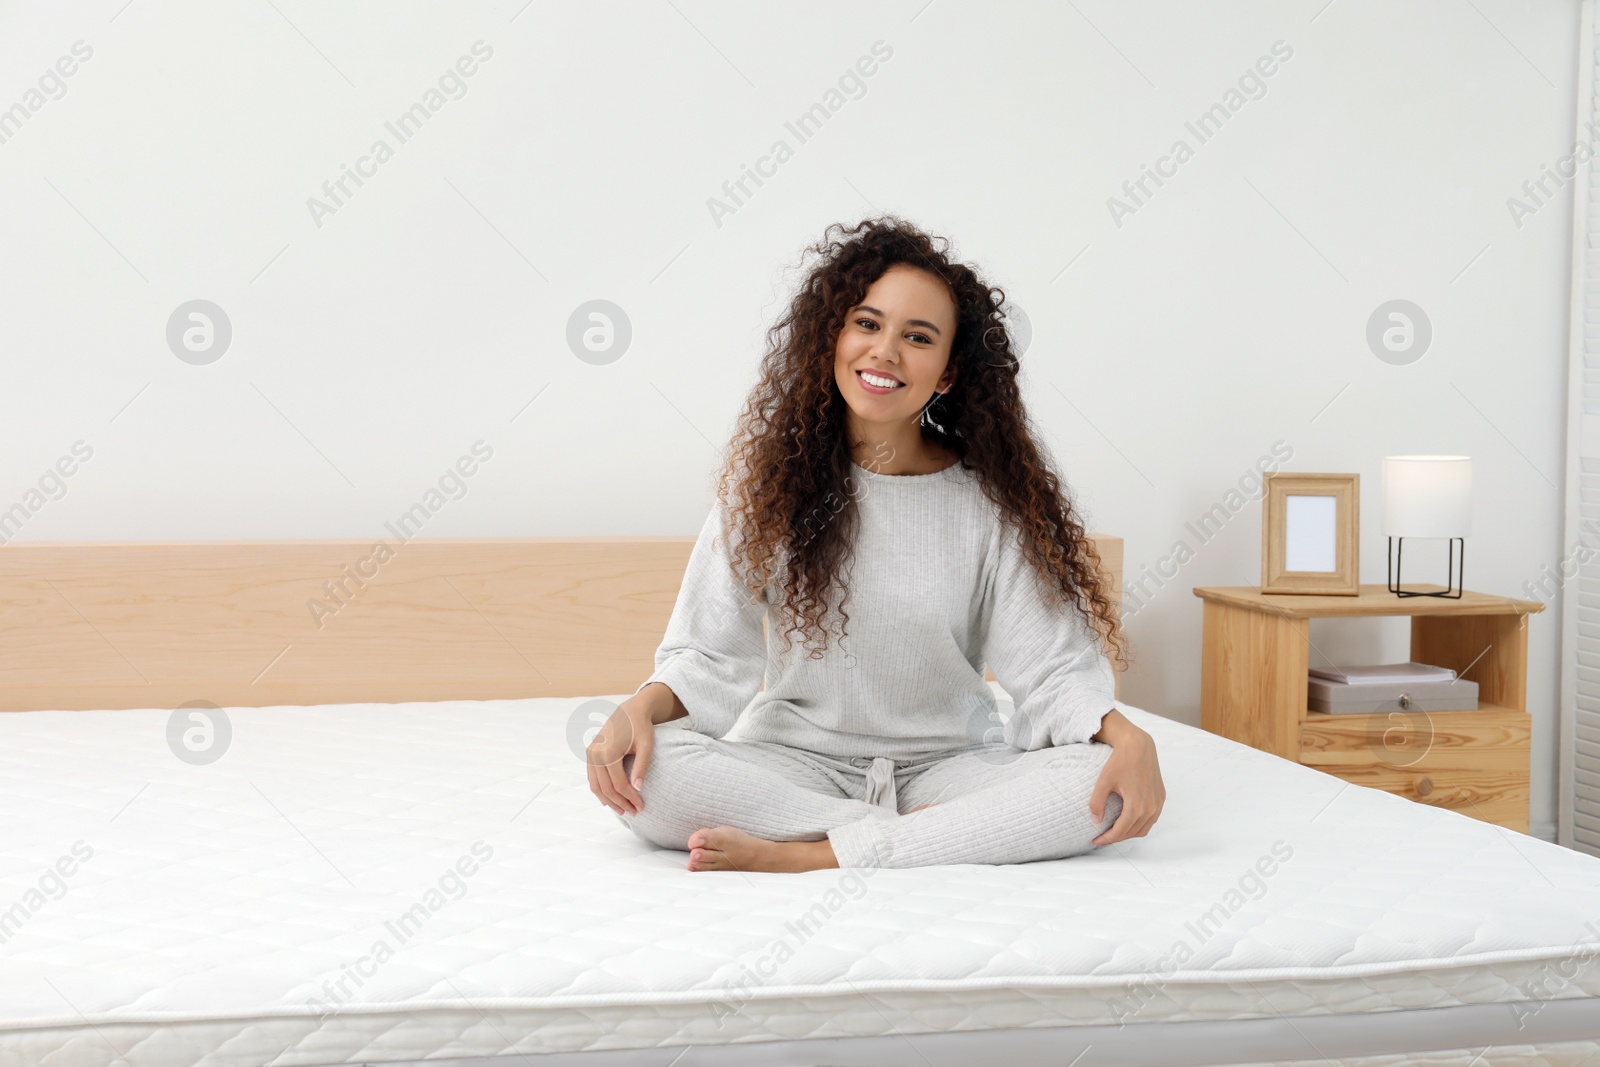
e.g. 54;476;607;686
1307;676;1479;715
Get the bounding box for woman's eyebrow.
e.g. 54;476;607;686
852;304;943;336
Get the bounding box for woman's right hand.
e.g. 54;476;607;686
586;696;658;816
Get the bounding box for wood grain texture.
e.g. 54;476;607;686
0;533;1121;713
1195;584;1544;618
1300;708;1532;832
1194;582;1541;832
1261;472;1360;595
1412;613;1530;712
1199;599;1308;760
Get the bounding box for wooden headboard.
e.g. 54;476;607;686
0;534;1122;712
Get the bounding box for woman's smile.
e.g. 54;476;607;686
856;368;906;394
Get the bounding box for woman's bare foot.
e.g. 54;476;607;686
686;826;838;873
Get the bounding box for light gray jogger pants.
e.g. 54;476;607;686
615;720;1123;868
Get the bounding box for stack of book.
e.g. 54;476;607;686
1307;661;1479;715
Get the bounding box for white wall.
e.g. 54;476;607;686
0;1;1579;839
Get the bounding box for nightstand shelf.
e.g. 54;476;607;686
1193;583;1544;832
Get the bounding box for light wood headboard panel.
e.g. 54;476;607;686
0;534;1121;712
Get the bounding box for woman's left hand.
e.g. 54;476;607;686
1088;709;1165;847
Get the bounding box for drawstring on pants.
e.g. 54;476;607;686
862;755;898;813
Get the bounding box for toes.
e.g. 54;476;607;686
688;846;726;872
690;826;729;849
687;826;770;872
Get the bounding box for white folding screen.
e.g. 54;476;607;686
1560;0;1600;858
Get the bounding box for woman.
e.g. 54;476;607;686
587;216;1165;872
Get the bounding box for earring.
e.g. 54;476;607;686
920;390;949;432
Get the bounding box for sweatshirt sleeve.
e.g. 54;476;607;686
979;523;1117;749
634;501;767;739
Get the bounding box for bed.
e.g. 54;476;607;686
2;534;1599;1067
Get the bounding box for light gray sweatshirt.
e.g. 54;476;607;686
636;459;1118;761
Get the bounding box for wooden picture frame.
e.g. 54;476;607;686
1262;472;1359;595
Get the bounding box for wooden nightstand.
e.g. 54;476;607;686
1193;583;1545;833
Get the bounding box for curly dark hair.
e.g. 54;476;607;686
712;215;1130;677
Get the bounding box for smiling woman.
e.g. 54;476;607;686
831;263;962;474
585;215;1166;875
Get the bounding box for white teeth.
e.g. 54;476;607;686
859;371;902;389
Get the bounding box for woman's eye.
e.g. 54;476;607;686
908;332;931;344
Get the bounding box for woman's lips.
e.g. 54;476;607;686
856;369;904;394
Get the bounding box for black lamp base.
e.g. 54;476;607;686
1386;536;1464;598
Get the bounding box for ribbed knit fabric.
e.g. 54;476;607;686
637;459;1119;761
617;721;1124;868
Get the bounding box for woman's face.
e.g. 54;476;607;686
833;264;958;430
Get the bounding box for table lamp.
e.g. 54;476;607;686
1383;455;1470;598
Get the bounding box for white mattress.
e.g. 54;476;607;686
2;690;1599;1067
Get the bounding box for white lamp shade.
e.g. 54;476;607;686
1382;455;1471;539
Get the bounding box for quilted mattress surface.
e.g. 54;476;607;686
2;691;1599;1066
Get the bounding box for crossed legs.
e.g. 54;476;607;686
615;722;889;871
616;722;1122;871
829;740;1122;868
